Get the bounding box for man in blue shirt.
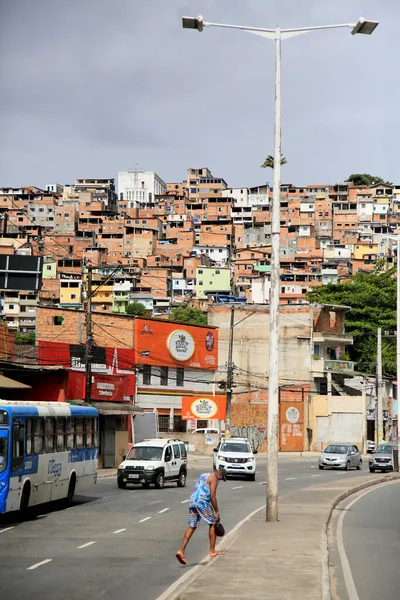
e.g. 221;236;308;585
176;466;226;565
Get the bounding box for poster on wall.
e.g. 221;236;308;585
134;318;218;370
181;396;226;421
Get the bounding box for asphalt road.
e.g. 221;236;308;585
0;455;371;600
336;479;400;600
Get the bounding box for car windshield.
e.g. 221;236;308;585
324;445;349;454
127;446;163;461
220;442;251;453
0;438;8;473
375;445;397;454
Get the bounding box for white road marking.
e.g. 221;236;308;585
158;508;170;514
0;527;14;534
181;499;190;504
285;477;296;481
310;474;322;478
310;466;317;469
66;507;75;510
259;481;267;485
37;515;46;518
232;486;243;490
113;529;127;534
139;517;152;523
77;541;96;549
336;480;400;600
27;559;52;571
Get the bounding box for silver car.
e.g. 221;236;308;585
319;443;362;471
369;444;398;473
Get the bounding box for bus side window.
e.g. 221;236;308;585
66;418;75;450
45;418;55;453
93;418;99;447
56;417;66;452
85;418;93;448
75;418;84;449
26;418;33;455
33;418;44;454
12;418;25;469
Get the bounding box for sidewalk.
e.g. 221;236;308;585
161;472;400;600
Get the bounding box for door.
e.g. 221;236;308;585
104;430;115;468
163;445;173;479
350;445;359;467
316;417;329;450
171;443;181;478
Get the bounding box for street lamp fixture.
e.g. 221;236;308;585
182;13;379;521
351;18;379;35
182;15;204;32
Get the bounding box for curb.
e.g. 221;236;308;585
322;473;400;600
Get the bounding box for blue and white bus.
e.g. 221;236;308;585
0;401;99;513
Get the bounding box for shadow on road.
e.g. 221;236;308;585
0;493;99;526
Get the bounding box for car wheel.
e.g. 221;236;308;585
118;479;127;489
247;473;256;482
155;472;165;489
345;461;351;471
141;482;150;489
369;467;375;473
357;459;362;470
177;471;187;488
319;465;324;470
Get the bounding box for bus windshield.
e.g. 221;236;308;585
0;437;8;473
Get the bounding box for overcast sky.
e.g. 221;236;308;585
0;0;398;190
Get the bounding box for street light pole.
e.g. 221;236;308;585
397;238;400;470
225;305;235;437
267;26;282;522
182;13;379;521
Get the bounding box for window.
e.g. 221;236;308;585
45;417;55;452
173;443;181;459
215;269;220;274
56;417;66;451
160;367;168;386
143;365;151;385
9;305;14;310
53;316;64;325
85;418;94;448
198;269;203;274
158;415;169;432
26;418;34;454
164;446;172;462
176;368;184;387
179;442;187;458
75;418;84;449
71;294;76;300
33;418;44;454
66;417;75;450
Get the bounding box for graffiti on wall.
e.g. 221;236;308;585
231;423;267;452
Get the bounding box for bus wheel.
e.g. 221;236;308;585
67;474;76;506
20;483;31;512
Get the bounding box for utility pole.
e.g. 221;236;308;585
85;266;93;403
225;305;235;437
376;327;383;445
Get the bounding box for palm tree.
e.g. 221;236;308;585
261;154;287;169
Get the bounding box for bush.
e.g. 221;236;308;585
15;332;35;345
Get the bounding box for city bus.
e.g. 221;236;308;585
0;401;99;513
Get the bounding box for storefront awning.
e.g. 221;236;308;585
0;374;32;389
88;402;143;416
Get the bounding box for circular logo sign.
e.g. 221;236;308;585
190;398;218;419
167;330;195;362
286;407;300;424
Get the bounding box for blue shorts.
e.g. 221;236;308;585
188;503;216;528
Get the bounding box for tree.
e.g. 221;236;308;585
126;302;149;317
15;332;35;345
261;154;287;169
346;173;392;186
169;306;207;326
307;269;397;375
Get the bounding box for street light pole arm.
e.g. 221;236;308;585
204;21;275;34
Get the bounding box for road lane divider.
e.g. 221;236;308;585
0;527;14;534
311;474;322;478
113;529;127;534
77;541;96;549
181;499;190;504
158;508;170;514
232;486;243;490
27;559;52;571
139;517;152;523
285;477;296;481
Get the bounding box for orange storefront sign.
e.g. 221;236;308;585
182;396;226;420
134;318;218;371
279;401;304;452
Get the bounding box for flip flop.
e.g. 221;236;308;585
176;552;187;565
210;551;226;558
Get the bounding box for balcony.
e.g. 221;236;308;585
311;358;354;375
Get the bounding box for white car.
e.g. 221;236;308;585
117;438;187;489
213;438;257;481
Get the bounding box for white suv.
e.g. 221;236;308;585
117;438;187;489
213;438;257;481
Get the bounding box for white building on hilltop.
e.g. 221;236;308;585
118;169;166;208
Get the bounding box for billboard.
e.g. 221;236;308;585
67;371;132;402
38;340;136;373
134;318;218;370
181;396;226;420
